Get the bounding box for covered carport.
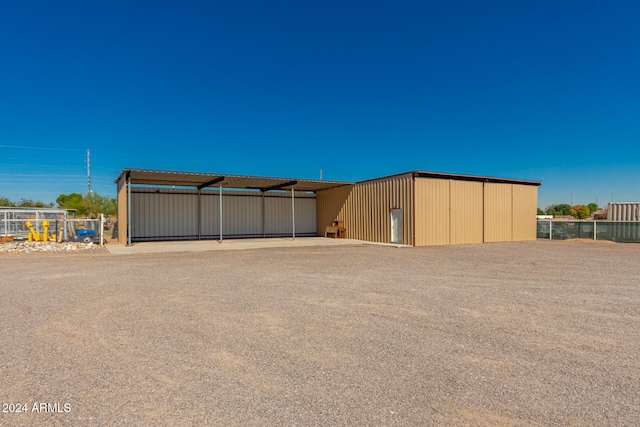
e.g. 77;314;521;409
115;169;352;246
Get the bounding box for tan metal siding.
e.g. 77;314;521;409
484;183;513;242
450;180;483;244
414;178;450;246
117;175;127;244
315;185;354;236
512;185;538;241
315;175;413;244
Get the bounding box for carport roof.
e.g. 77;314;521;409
115;168;353;192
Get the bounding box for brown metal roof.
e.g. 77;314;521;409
357;171;541;186
115;168;354;192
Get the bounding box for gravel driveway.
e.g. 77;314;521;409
1;240;639;425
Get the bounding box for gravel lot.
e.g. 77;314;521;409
1;240;639;426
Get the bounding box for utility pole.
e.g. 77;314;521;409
87;149;91;194
320;169;323;180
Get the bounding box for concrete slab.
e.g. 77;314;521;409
106;237;411;255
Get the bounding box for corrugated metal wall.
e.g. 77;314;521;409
512;185;538;240
414;179;483;246
316;174;413;245
450;180;484;244
483;183;513;243
131;188;316;241
117;176;127;244
414;178;450;246
607;203;640;221
315;185;354;236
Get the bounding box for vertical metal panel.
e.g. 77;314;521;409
117;176;127;244
315;174;413;244
512;185;538;241
223;191;262;237
264;192;316;237
484;183;513;242
132;189;198;240
129;188;316;241
450;180;483;244
414;178;450;246
315;185;355;236
265;195;292;235
200;191;220;237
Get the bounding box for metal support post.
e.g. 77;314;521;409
197;190;201;240
262;192;266;238
127;174;132;246
219;185;223;243
549;220;552;240
291;186;295;240
593;221;597;240
100;214;104;246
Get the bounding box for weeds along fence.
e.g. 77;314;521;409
1;214;105;245
537;221;640;243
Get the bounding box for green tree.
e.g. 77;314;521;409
587;202;599;213
17;198;53;208
569;205;590;219
0;197;53;208
56;192;87;215
537;208;545;215
56;192;117;217
577;205;590;219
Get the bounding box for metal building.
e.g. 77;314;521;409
316;171;541;246
607;202;640;221
115;169;351;245
115;169;540;246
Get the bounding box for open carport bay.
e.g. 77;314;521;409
0;240;639;425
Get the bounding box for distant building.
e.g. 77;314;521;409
592;209;608;220
607;203;640;221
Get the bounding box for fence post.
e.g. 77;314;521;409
100;214;104;246
549;220;552;240
593;221;597;240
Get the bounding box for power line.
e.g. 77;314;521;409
0;145;83;152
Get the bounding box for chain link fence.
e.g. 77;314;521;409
537;221;640;243
1;215;105;245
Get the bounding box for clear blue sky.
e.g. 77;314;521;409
1;1;639;209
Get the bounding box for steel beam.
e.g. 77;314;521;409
260;180;297;192
197;176;225;190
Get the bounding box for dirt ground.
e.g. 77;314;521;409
1;240;639;426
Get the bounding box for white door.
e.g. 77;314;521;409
391;209;403;244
